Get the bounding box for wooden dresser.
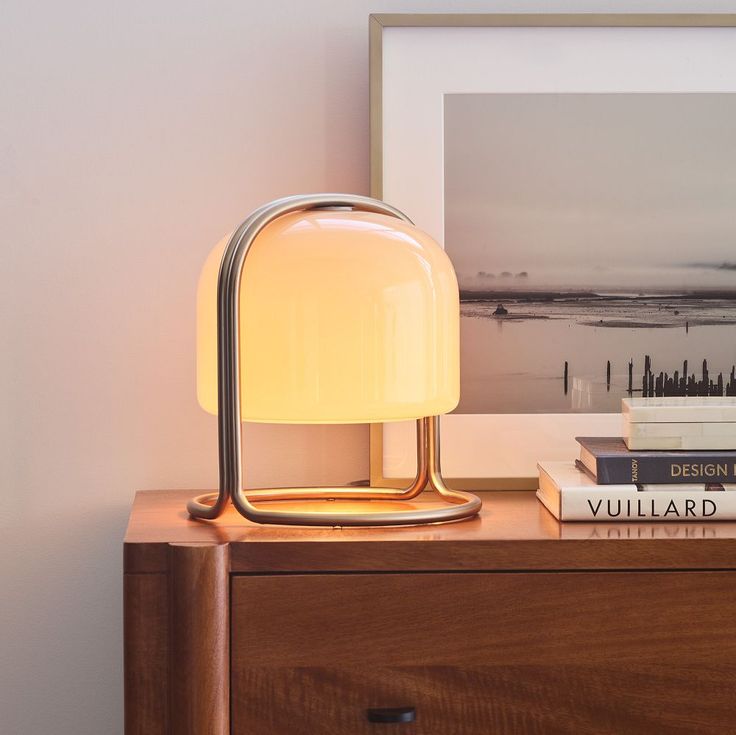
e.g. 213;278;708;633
124;490;736;734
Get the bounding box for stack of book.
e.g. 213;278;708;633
537;398;736;522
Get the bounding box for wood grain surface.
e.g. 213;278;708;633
233;665;736;735
125;490;736;574
231;571;736;734
169;543;230;735
231;571;736;667
124;491;736;734
124;573;168;735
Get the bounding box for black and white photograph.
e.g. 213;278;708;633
445;93;736;414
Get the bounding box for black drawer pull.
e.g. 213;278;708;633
366;706;416;724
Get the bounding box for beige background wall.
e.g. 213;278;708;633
2;1;732;732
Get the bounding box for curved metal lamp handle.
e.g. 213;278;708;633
187;194;482;526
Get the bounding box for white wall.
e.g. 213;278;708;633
2;1;734;732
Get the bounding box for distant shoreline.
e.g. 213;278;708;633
460;289;736;302
578;318;736;329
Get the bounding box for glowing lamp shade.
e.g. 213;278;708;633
196;209;460;424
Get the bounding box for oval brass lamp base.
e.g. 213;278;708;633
188;490;481;527
188;416;482;527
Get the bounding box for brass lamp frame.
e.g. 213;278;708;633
187;194;482;526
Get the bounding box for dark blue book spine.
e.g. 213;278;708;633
596;456;736;484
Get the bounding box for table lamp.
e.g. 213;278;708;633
188;194;482;526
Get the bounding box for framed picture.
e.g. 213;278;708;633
369;13;736;490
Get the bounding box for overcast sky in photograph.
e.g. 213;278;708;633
444;93;736;289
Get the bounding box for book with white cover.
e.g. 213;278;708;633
624;435;736;451
623;397;736;423
537;461;736;522
622;414;736;450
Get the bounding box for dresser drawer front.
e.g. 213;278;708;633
231;572;736;734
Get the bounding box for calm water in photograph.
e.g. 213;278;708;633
458;294;736;414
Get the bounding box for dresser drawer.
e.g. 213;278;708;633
231;572;736;734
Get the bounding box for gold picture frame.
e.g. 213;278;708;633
369;13;736;491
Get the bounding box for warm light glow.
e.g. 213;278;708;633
197;210;459;423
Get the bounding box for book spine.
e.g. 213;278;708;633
560;490;736;521
595;456;736;485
